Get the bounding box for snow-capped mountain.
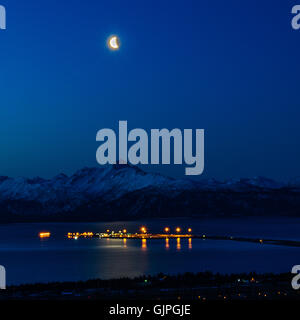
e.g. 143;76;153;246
0;165;299;222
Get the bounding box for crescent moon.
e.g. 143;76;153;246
108;36;120;50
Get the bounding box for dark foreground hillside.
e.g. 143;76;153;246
1;272;300;301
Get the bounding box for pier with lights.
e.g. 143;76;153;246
67;227;194;240
65;227;300;248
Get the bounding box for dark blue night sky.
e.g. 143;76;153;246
0;0;299;181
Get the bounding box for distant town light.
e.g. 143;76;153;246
188;228;192;233
141;227;147;234
176;227;181;233
39;232;51;238
164;227;170;233
123;229;127;233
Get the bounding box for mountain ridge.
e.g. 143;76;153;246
0;165;299;222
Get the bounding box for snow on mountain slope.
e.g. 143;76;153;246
0;165;298;221
0;165;289;202
0;165;191;203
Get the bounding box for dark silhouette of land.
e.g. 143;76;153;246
1;272;299;301
1;166;300;223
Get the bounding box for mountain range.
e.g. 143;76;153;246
0;164;299;222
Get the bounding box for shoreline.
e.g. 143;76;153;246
1;271;298;301
66;232;300;248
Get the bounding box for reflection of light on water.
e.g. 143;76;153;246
142;239;147;250
123;238;127;248
165;238;169;250
188;238;192;250
177;238;181;250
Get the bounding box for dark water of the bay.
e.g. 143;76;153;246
0;217;300;285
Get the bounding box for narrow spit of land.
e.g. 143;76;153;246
65;231;300;248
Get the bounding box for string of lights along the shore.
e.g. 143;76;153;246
67;227;194;240
38;227;300;249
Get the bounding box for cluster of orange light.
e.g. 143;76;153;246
106;229;127;234
103;227;192;235
67;232;93;239
139;226;192;234
164;227;192;233
39;232;51;238
66;227;193;239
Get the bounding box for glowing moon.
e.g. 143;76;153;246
108;36;120;50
